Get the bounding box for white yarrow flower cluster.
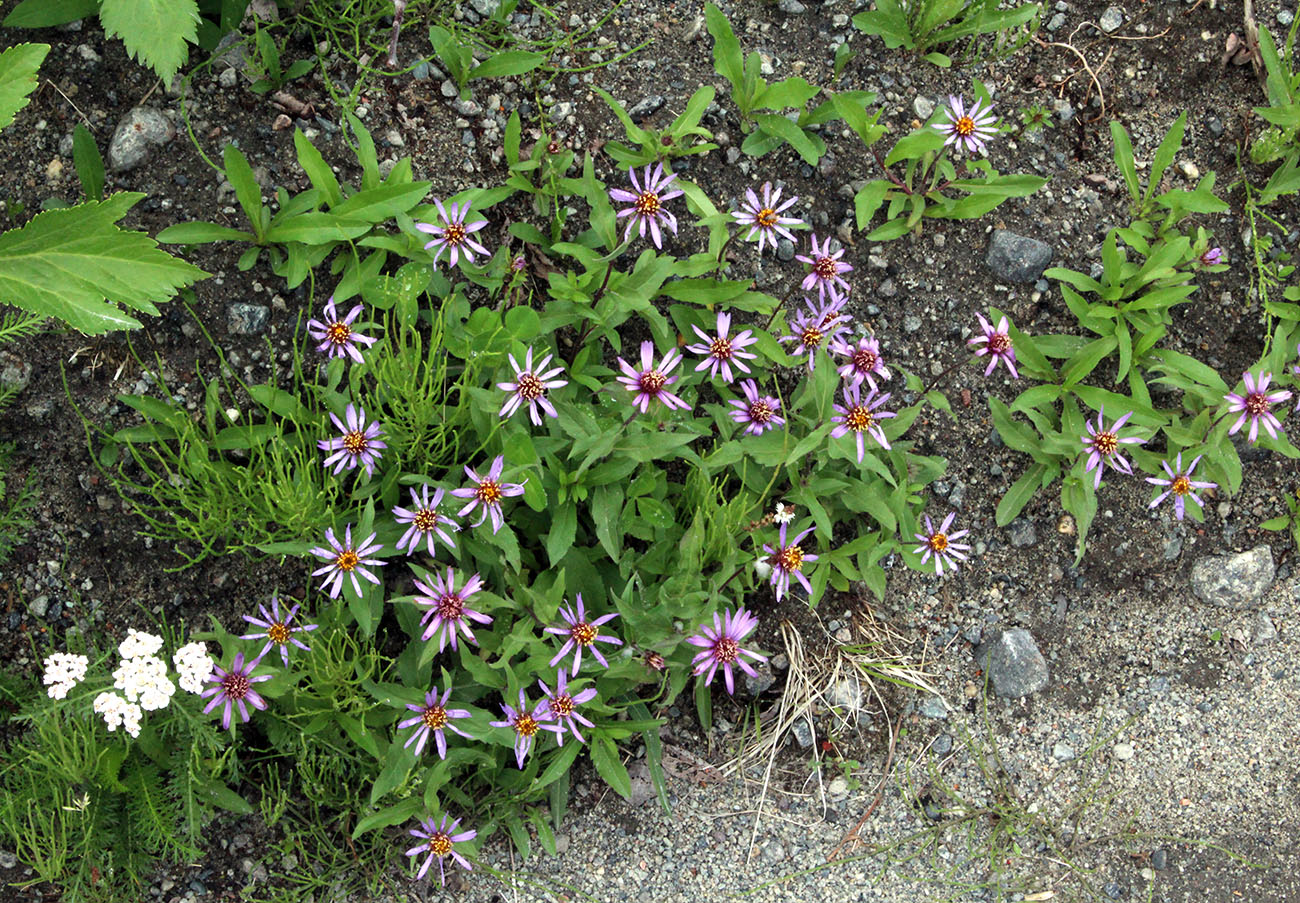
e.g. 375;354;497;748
93;691;143;738
112;655;176;711
118;628;164;660
173;641;214;694
42;652;90;699
773;502;796;524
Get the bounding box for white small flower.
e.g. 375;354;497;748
112;655;176;711
773;502;795;524
173;641;215;694
93;691;142;736
118;628;164;661
754;557;773;580
42;652;89;699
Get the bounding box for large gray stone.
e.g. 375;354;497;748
227;303;270;336
109;107;175;172
1190;546;1275;609
986;230;1053;283
975;628;1049;698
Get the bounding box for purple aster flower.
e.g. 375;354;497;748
306;295;377;364
1080;407;1146;488
935;94;998;155
968;313;1019;379
538;672;598;744
414;199;490;267
686;607;768;695
413;567;492;652
393;485;459;557
450;455;526;533
490;689;561;768
545;594;622;676
912;512;971;576
1146;453;1217;520
831;335;892;390
405;814;476;885
761;522;818;603
397;686;473;759
686;311;759;383
780;296;851;371
1199;247;1224;267
309;524;384;599
795;233;853;302
317;404;387;478
615;340;691;413
727;379;785;436
239;596;318;668
1225;371;1292;443
608;163;684;248
831;383;896;461
200;652;271;730
731;181;802;254
497;347;567;425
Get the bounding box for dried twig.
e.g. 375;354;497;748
44;81;93;128
269;90;314;118
387;0;408;69
826;711;902;862
1032;30;1115;124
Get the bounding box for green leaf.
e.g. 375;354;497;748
545;499;578;566
1061;335;1118;387
470;50;547;80
3;0;97;27
0;43;49;130
996;462;1047;526
263;213;370;244
705;3;745;95
854;180;891;231
100;0;200;85
222;144;266;240
331;182;431;222
590;734;632;801
155;221;252;244
1145;111;1185;206
293;128;342;208
752;112;824;164
71;123;104;201
1110;119;1140;206
0;196;206;334
351;797;424;839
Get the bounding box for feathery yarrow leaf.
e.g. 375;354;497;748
0;194;207;334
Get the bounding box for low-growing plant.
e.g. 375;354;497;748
851;0;1041;68
247;21;317;94
1250;18;1300;170
593;84;719;167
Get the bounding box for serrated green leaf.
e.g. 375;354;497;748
0;43;49;130
0;196;206;334
100;0;200;85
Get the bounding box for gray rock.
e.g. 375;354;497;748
627;95;666;120
626;759;657;806
469;0;501;17
227;303;270;336
108;107;175;172
1190;546;1275;609
0;350;32;394
218;67;238;88
441;79;459;98
913;96;934;120
742;660;775;696
1253;611;1278;645
986;230;1053;283
776;237;796;262
551;101;575;122
877;278;897;299
790;716;814;748
1098;6;1123;33
1152;848;1167;870
1113;742;1135;761
975;628;1049;698
1008;517;1037;548
1052;742;1075;762
827;676;864;710
412;60;431;80
903;314;922;333
28;595;49;618
919;695;948;719
1047;12;1066;31
778;0;806;13
0;847;15;869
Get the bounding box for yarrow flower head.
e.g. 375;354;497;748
780;296;850;371
240;596;318;667
415;199;490;267
686;311;759;383
1225;371;1292;443
118;628;163;661
317;404;387;479
93;691;143;737
405;814;476;885
968;313;1019;379
414;567;492;652
545;594;622;676
112;654;176;711
200;652;272;730
912;512;972;575
306;295;377;364
398;685;473;759
310;524;385;599
831;383;896;462
1080;407;1145;488
686;607;768;695
497;346;567;425
727;379;785;436
616;341;690;413
935;94;998;155
393;485;459;557
761;522;819;602
831;335;891;391
490;689;561;768
42;652;89;700
609;162;683;248
795;234;853;302
537;672;598;745
451;455;526;533
173;641;214;694
1146;453;1217;520
731;181;802;254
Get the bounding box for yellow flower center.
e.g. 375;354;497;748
713;636;739;664
852;348;878;371
428;834;452;857
443;222;467;246
846;406;874;432
325;321;351;346
634;191;661;216
1171;475;1191;496
928;532;949;553
756;207;778;228
1245;393;1269;415
775;545;804;572
800;326;823;350
709;337;733;360
814;256;838;279
335;550;359;571
413;508;439;532
514;714;540;738
516;372;544;399
639;370;667;393
549;694;575;717
342;430;367;455
955;115;976;137
267;623;291;645
1093;431;1118;455
421;705;448;730
476;480;504;504
571;622;597;646
988;333;1011;354
749;400;773;424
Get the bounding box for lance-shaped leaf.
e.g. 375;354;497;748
0;194;207;334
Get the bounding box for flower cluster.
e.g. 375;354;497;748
94;690;142;737
173;641;215;694
42;652;89;700
113;654;176;712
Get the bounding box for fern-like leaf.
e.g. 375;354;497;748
99;0;200;85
